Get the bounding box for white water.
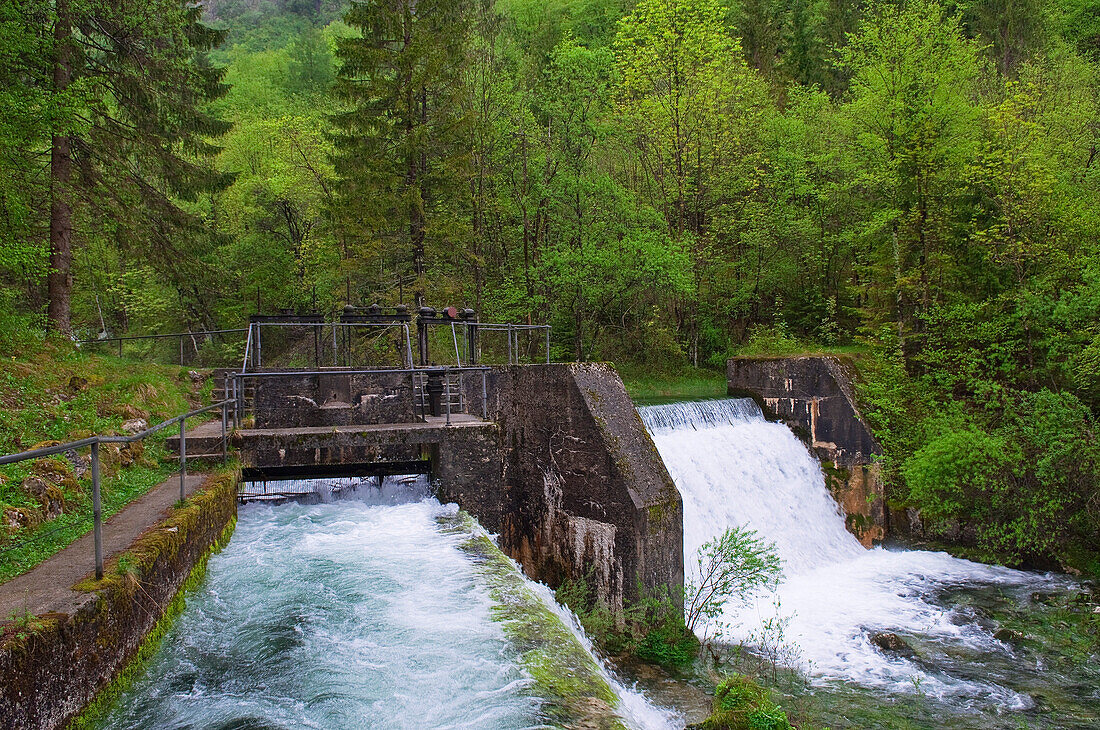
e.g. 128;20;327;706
98;476;677;729
640;399;1067;710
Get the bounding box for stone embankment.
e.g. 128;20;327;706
0;469;238;730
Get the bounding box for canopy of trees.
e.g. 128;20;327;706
2;0;1098;569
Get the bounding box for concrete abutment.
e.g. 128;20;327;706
235;363;685;615
727;355;887;546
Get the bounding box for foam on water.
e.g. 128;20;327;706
639;399;1068;709
96;476;678;729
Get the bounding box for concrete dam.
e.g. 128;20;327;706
177;362;685;616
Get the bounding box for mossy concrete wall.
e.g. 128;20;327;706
0;470;238;730
727;356;886;546
451;363;684;614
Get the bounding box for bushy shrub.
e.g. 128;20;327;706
700;675;793;730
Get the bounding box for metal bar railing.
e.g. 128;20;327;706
0;399;235;580
242;322;417;373
229;366;492;428
76;329;248;345
475;323;551;365
78;329;250;367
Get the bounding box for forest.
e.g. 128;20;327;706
2;0;1099;573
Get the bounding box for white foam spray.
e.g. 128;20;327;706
640;399;1067;709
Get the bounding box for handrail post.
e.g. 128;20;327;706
403;323;415;369
545;326;550;364
91;441;103;580
179;335;184;366
507;325;513;365
481;369;487;420
444;368;451;426
179;418;187;502
221;402;228;464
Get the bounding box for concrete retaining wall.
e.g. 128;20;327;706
452;363;684;612
727;356;886;546
251;370;415;428
0;471;238;730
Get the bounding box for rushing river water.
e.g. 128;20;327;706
639;398;1098;729
95;478;679;730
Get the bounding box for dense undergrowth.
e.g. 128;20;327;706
0;332;213;583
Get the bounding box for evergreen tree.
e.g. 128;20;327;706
332;0;473;306
41;0;230;334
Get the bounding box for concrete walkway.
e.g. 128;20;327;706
0;473;208;621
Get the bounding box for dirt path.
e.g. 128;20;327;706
0;473;209;621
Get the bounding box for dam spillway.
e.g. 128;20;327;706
639;399;1086;725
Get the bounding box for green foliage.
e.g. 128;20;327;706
555;570;698;667
701;674;795;730
686;526;783;635
2;0;1100;574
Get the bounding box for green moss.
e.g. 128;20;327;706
68;515;237;730
698;675;795;730
441;515;626;729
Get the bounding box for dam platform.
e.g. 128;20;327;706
168;363;685;614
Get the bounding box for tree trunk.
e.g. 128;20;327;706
47;3;74;335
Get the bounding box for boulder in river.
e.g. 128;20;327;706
869;631;915;656
993;628;1025;643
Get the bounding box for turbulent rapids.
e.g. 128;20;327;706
94;476;678;730
639;399;1076;715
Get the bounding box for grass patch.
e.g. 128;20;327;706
618;364;727;404
0;337;212;583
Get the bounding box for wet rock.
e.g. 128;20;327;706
993;628;1025;643
1030;591;1058;606
121;418;148;435
63;448;90;479
869;631;914;656
67;375;88;392
906;507;924;537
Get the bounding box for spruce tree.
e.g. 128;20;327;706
44;0;230;334
332;0;472;306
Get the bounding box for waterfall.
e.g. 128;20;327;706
640;399;1067;708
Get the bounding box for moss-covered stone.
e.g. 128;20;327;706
441;512;627;730
67;516;236;730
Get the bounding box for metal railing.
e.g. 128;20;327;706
0;400;235;580
242;321;415;372
477;323;551;364
78;329;249;367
